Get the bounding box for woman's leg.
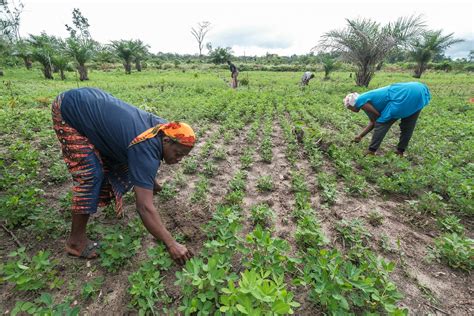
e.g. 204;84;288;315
397;110;421;153
368;119;396;152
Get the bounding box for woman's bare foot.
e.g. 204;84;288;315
66;240;99;259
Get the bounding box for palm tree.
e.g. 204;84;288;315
317;15;424;86
0;35;10;75
52;46;70;81
66;37;94;80
13;39;32;69
318;53;338;79
410;30;463;78
110;40;136;74
28;32;58;79
132;39;150;72
65;8;95;81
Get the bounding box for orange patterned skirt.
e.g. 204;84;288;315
51;94;127;216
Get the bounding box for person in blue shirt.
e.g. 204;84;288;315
343;82;431;156
52;87;196;264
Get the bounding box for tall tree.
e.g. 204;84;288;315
12;39;32;69
132;39;150;72
110;40;137;74
0;34;9;75
28;32;59;79
65;8;95;81
318;53;338;79
410;30;463;78
191;21;211;57
0;0;23;41
317;15;424;86
208;46;232;64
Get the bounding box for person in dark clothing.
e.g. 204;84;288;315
227;60;239;88
52;87;196;264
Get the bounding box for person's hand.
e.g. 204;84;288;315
167;241;193;265
353;136;362;143
153;181;162;195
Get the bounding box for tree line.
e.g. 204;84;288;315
1;1;471;87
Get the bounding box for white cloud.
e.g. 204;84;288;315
18;0;474;57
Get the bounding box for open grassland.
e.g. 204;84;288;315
1;68;473;315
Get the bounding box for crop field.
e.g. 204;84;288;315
0;68;473;315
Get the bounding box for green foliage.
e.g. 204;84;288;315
0;247;61;291
12;293;80;316
240;147;254;169
250;203;274;227
410;30;463;78
81;276;104;300
158;182;177;201
303;248;405;314
219;269;300;315
182;156;198;174
175;254;237;315
295;215;328;249
213;147;227;160
190;176;209;203
128;245;173;315
319;15;424;86
367;211;384;227
429;233;473;271
99;220;145;272
436;215;464;234
203;160;218;178
318;172;337;204
256;175;274;192
336;219;372;248
209;47;233;64
240;226;299;276
260;137;273;163
229;171;247;192
414;191;447;215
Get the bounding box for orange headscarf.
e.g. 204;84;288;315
129;121;196;148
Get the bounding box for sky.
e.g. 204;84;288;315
17;0;474;58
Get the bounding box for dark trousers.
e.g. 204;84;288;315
369;110;421;153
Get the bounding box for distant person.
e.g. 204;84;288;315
227;60;239;88
301;71;315;86
344;82;431;156
52;87;195;265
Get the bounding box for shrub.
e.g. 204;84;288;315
429;233;473;271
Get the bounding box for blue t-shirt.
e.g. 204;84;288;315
355;82;431;123
61;87;167;190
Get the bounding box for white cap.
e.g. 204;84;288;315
343;93;360;108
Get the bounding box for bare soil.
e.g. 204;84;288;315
1;120;473;315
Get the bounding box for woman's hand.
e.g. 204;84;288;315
353;135;362;143
167;241;193;265
153;179;162;195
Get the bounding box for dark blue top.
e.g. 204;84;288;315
61;87;167;190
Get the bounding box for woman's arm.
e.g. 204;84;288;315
360;102;380;118
134;186;193;265
353;102;380;142
355;121;375;142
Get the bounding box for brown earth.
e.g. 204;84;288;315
1;120;473;315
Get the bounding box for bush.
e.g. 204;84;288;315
429;233;473;271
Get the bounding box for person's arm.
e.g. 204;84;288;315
354;103;380;142
134;186;193;265
354;121;375;142
360;103;380;118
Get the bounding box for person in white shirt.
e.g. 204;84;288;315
301;71;315;86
